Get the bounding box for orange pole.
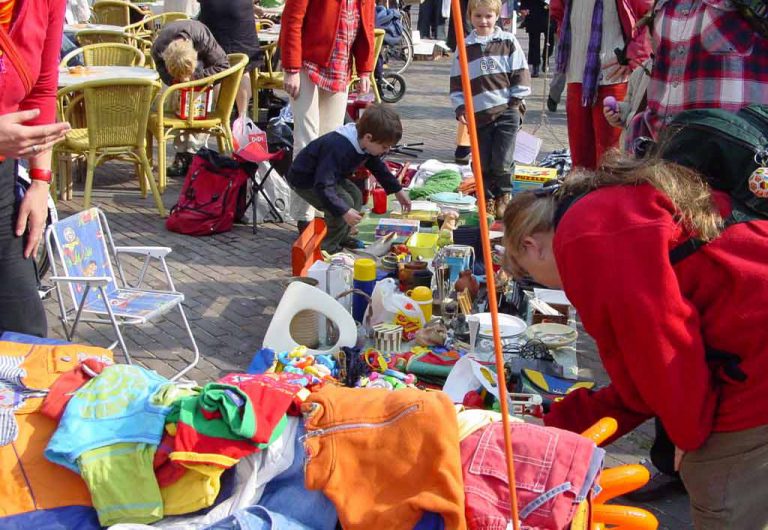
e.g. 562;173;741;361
448;3;520;528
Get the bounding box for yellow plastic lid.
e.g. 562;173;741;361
354;258;377;281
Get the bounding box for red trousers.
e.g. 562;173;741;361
566;83;627;169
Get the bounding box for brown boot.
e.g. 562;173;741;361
495;193;511;219
485;196;497;217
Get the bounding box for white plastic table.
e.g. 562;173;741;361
58;66;160;87
259;25;281;44
64;23;126;35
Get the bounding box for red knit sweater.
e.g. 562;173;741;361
0;0;65;126
544;184;768;451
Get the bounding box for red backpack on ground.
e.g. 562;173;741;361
166;148;249;236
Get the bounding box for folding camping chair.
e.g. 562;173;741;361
233;140;288;234
45;208;200;380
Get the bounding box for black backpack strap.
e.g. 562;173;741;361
553;191;589;228
706;346;748;383
669;237;708;265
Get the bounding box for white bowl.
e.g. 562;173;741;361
525;323;578;348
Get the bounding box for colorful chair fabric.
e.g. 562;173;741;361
45;208;200;380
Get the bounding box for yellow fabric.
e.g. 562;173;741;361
169;450;238;469
161;463;224;515
0;342;114;516
455;406;523;441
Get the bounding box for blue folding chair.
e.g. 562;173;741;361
45;207;199;380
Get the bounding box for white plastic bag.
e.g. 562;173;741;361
232;116;267;152
253;162;294;224
369;278;425;340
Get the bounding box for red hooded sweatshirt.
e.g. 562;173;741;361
544;184;768;451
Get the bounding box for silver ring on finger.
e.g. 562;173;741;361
31;144;40;153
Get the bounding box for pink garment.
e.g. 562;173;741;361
461;422;604;530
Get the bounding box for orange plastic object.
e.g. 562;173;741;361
594;465;651;504
592;505;659;530
291;218;327;276
580;417;619;446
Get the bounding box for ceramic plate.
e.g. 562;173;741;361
471;312;527;338
525;323;578;348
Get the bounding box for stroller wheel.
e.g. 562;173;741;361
378;72;406;103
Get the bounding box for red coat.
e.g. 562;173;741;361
0;0;66;126
544;185;768;451
550;0;652;66
279;0;376;75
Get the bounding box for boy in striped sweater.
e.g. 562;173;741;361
450;0;531;218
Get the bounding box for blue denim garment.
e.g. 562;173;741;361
202;506;310;530
257;422;337;530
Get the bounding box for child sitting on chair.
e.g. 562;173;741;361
151;20;230;177
287;104;412;253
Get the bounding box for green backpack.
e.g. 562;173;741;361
660;104;768;221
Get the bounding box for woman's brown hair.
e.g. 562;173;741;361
503;152;724;257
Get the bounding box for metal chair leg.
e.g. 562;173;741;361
170;303;200;381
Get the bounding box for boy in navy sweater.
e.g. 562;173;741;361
287;104;412;253
450;0;531;218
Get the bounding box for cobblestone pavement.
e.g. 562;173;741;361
44;34;691;527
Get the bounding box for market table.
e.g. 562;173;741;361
64;23;126;35
259;25;280;44
58;65;160;88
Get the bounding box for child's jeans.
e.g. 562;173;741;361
292;180;362;254
477;104;523;199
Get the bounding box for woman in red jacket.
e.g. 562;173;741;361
0;0;71;336
502;156;768;528
279;0;375;232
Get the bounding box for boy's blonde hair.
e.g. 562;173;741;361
467;0;501;16
162;38;197;81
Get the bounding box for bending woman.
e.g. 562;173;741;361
0;0;71;337
502;154;768;529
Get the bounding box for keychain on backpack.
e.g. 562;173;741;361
748;150;768;198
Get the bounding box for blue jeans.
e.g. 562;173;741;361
477;105;523;198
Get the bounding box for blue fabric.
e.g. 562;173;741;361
0;332;69;345
45;364;171;472
0;506;100;530
202;506;311;530
246;348;276;375
258;422;337;530
413;512;445;530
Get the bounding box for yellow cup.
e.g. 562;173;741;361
406;286;433;321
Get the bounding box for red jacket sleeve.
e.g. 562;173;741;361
550;0;565;29
551;207;719;451
19;0;66;126
352;0;375;74
279;0;310;71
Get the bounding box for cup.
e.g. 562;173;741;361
406;285;433;321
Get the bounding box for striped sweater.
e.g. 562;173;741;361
449;27;531;126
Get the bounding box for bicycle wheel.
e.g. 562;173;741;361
378;72;406;103
383;30;413;75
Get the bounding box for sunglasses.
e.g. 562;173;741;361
531;181;563;198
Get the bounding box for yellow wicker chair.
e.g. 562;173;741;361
349;28;386;103
75;29;131;46
249;42;283;121
255;19;274;31
92;0;147;26
148;53;248;192
123;11;189;41
60;43;145;68
54;78;166;215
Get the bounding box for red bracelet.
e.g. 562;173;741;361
30;168;53;183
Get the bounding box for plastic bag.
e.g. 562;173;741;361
254;162;294;224
232;116;268;152
369;278;426;340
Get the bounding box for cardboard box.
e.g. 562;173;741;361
513;165;559;194
175;87;214;120
375;218;420;243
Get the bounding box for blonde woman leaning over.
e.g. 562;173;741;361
502;154;768;529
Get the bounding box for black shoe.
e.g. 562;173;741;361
454;146;471;165
620;461;687;503
167;153;192;177
341;237;365;249
547;96;558;113
531;65;540;78
297;220;310;234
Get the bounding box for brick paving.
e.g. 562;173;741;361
43;31;691;527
